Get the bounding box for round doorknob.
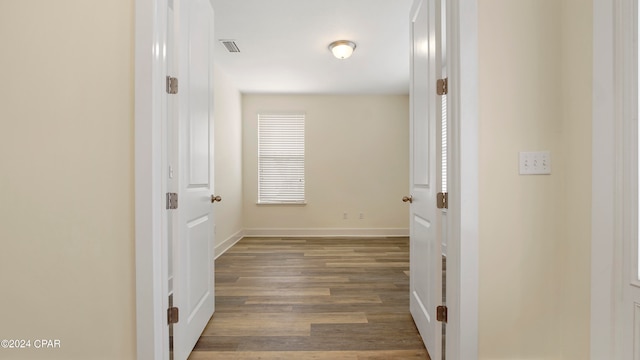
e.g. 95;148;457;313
402;195;413;203
211;195;222;203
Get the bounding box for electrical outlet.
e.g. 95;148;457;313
359;212;364;220
519;151;551;175
343;212;348;220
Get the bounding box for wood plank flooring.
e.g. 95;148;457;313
189;237;429;359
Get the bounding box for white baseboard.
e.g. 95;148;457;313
243;228;409;238
215;229;244;259
214;228;410;258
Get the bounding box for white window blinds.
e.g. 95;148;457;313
258;113;305;204
441;93;448;193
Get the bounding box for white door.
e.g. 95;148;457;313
172;0;216;359
408;0;443;359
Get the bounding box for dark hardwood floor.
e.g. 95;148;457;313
188;237;429;360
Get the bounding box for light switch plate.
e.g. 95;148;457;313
519;151;551;175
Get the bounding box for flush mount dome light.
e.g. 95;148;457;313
328;40;356;59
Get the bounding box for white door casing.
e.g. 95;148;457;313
620;0;640;358
592;0;640;358
441;1;479;358
166;0;177;299
409;0;443;358
171;0;216;359
135;0;172;357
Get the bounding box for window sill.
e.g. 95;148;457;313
256;201;307;206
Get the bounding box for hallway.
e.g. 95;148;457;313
188;237;429;359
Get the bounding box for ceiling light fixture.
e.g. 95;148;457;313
328;40;356;60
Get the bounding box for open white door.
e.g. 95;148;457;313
408;0;443;358
171;0;216;359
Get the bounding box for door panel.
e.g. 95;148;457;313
187;10;212;186
409;0;442;358
413;215;435;319
187;215;212;311
173;0;216;359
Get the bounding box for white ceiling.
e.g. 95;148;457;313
210;0;413;94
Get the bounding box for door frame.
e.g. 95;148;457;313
133;0;480;359
135;0;171;359
446;0;479;358
592;0;636;357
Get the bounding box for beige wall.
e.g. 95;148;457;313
478;0;591;359
242;94;409;234
213;65;244;251
0;1;136;359
558;0;592;357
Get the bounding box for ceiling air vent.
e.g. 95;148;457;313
220;40;240;53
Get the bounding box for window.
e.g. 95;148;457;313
258;113;305;204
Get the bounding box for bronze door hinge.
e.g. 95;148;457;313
437;78;448;95
437;192;448;209
166;76;179;94
436;305;448;323
168;307;179;324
